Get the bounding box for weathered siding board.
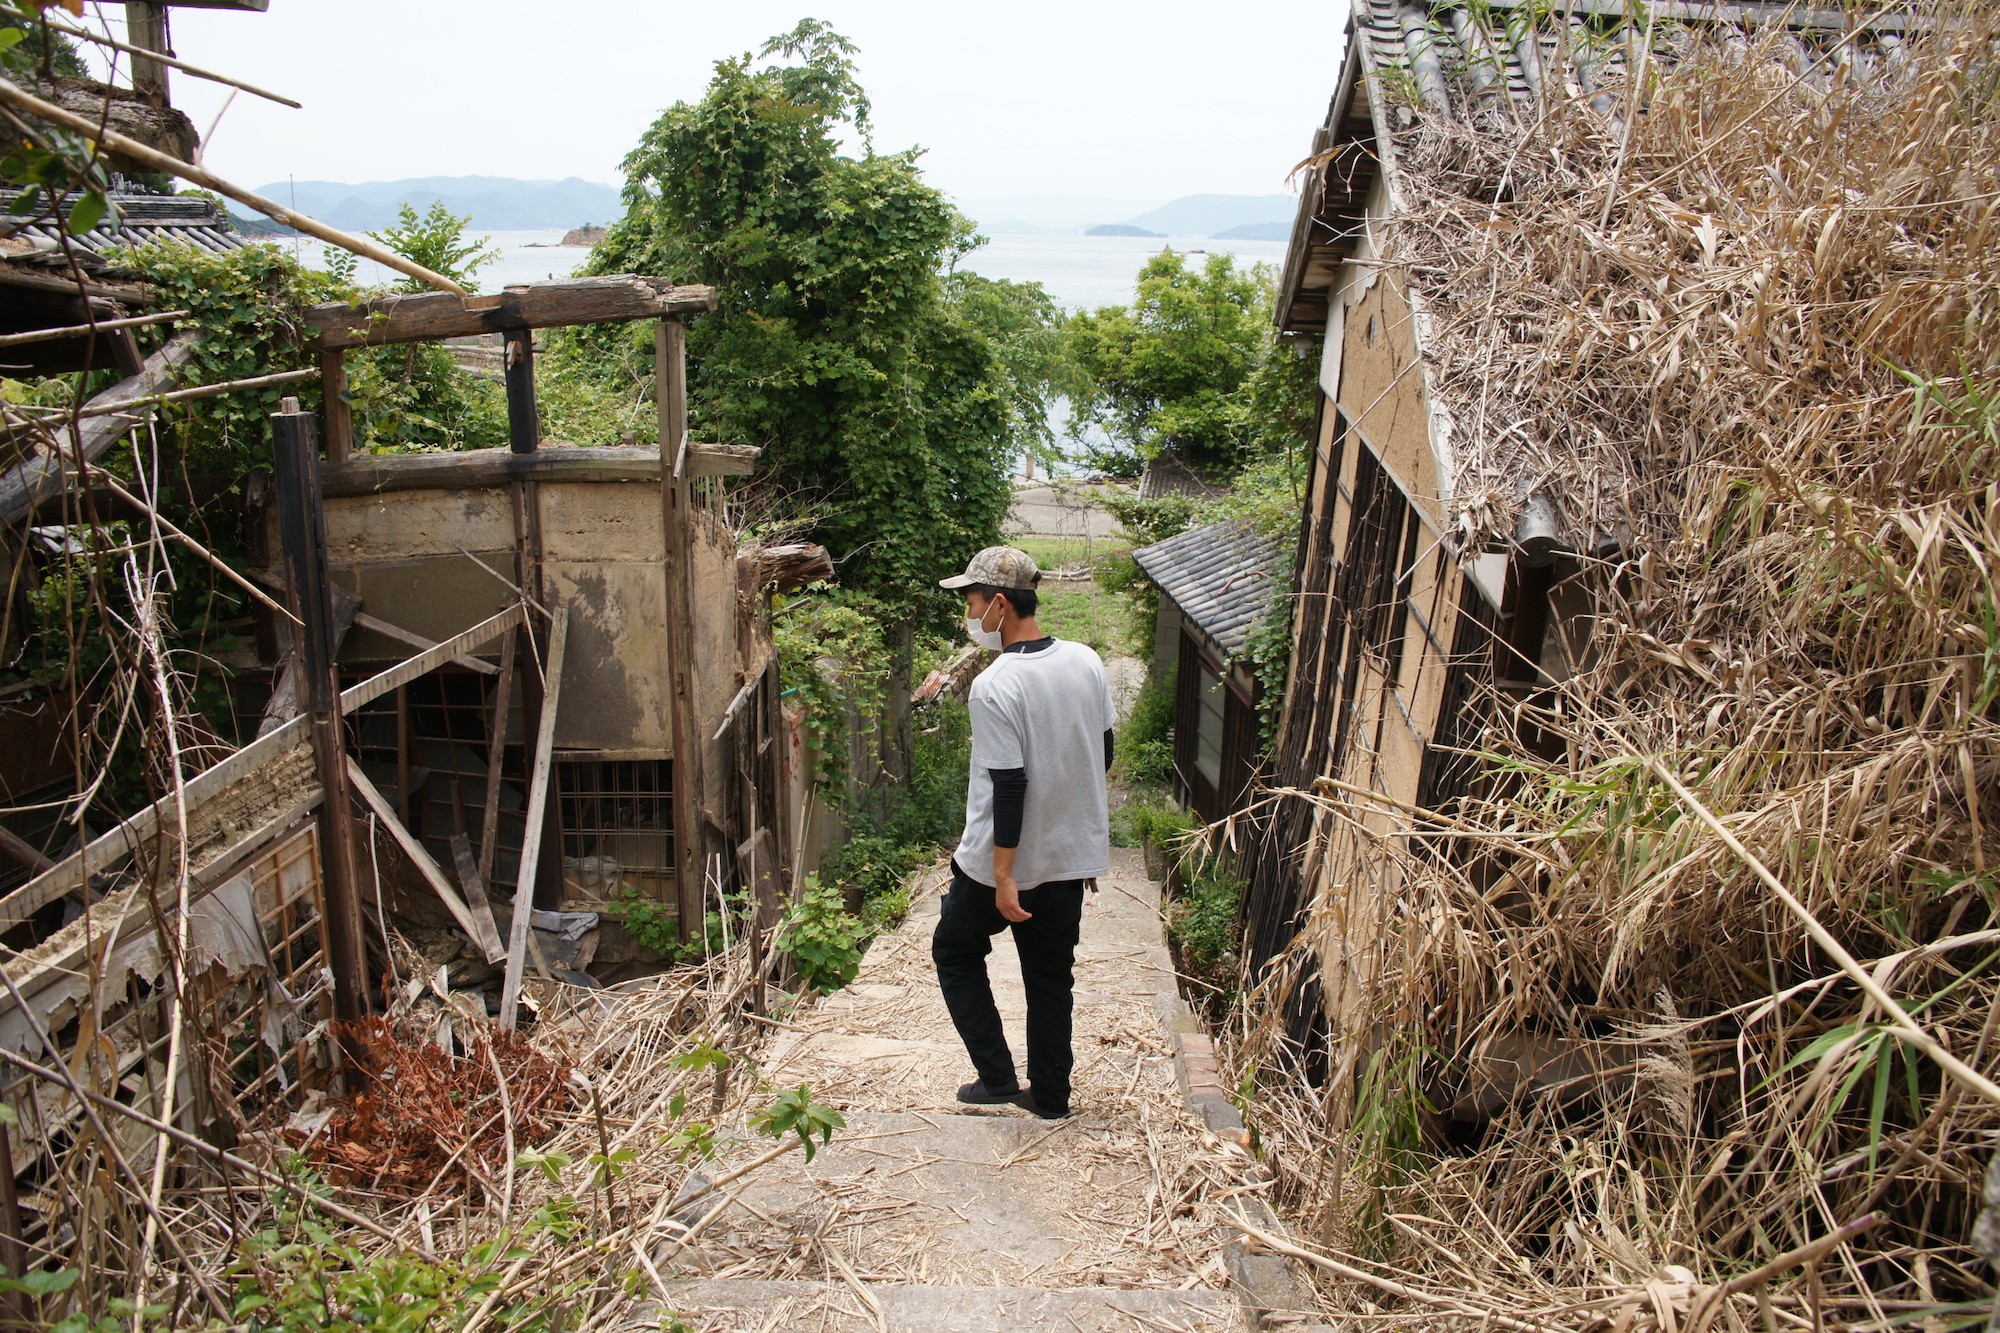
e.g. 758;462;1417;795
322;488;517;660
1339;274;1445;526
540;483;676;753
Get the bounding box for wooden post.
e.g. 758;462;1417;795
500;606;568;1030
318;350;353;464
657;318;704;941
124;2;169;104
0;1112;25;1326
270;398;368;1030
504;328;538;454
478;625;517;884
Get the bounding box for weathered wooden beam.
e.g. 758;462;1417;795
0;265;152;305
503;328;538;454
0;336;200;527
318;350;352;464
448;831;505;964
0;826;53;875
318;444;668;496
342;603;526;713
352;611;500;675
688;443;760;477
305;276;718;351
125;3;171;103
273;399;368;1029
478;626;518;885
500;606;568;1030
0;602;524;930
658;317;703;940
350;766;506;963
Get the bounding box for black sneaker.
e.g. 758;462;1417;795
957;1079;1031;1107
1020;1093;1071;1120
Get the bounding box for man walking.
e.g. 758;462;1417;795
933;546;1115;1119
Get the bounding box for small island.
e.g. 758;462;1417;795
1084;223;1163;237
561;224;609;247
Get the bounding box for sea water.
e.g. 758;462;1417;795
287;229;1289;314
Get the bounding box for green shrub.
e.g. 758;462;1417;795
778;876;865;993
1111;794;1199;850
825;834;926;915
1117;667;1177;787
1167;855;1245;1008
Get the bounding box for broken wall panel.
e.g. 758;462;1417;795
539;481;674;754
317;487;518;662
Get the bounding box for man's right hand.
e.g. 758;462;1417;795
995;877;1032;923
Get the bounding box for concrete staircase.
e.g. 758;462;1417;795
649;849;1258;1332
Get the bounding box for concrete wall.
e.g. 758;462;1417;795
318;478;742;756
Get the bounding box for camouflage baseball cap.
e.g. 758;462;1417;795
939;545;1041;592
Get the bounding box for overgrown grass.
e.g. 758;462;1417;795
1033;581;1142;657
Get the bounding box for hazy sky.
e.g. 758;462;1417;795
76;1;1346;207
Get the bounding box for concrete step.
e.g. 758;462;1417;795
693;1111;1234;1292
656;1278;1242;1332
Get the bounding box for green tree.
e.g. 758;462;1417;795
368;200;499;293
1065;250;1274;477
574;19;1054;631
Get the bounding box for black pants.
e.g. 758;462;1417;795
931;860;1086;1114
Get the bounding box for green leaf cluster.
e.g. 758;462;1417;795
1064;250;1278;477
564;20;1060;631
368;201;500;293
776;874;865;993
751;1082;846;1162
773;591;891;795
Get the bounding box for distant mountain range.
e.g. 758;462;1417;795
962;192;1297;240
239;175;623;232
234;178;1295;242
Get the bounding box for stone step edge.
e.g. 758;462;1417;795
1149;957;1332;1332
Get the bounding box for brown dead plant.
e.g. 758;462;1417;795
1232;3;2000;1328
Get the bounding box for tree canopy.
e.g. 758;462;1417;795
577;19;1057;628
1064;250;1280;477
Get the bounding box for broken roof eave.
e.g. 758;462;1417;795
1342;17;1463;533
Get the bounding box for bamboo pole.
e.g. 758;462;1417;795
44;16;303;107
0;79;465;295
0;309;187;349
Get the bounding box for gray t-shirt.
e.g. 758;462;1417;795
955;639;1116;889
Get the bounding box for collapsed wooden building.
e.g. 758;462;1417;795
0;264;833;1268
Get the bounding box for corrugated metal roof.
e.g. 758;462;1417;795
1132;519;1283;658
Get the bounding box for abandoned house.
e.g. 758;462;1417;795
1242;0;1921;1088
1132;518;1279;823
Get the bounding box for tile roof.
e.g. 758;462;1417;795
1132;519;1284;659
6;192;248;258
1352;0;1911;122
1137;451;1229;503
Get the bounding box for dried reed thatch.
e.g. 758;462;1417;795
1231;2;2000;1327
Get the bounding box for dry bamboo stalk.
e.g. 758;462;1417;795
0;79;464;295
1223;1211;1558;1332
1634;745;2000;1110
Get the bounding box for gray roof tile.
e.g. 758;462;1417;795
1132;519;1284;658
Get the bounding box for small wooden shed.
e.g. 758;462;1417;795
1131;519;1281;822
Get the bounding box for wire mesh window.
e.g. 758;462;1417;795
558;759;675;908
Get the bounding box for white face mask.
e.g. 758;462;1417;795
964;599;1004;651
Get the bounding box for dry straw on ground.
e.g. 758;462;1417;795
1230;3;2000;1328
